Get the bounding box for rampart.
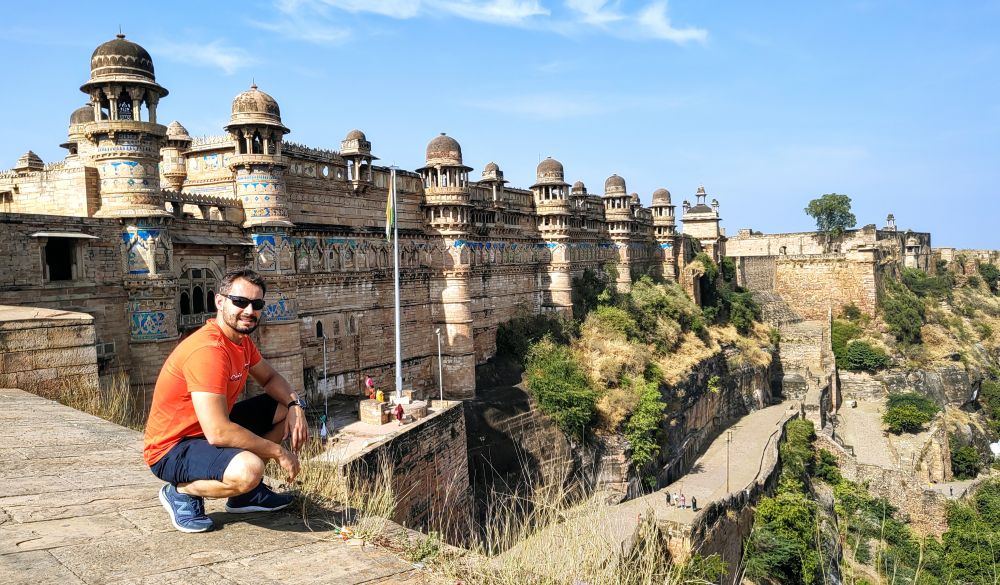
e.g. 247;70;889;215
0;305;99;397
343;400;471;541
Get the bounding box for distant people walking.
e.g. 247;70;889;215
665;492;672;506
691;496;698;512
673;492;680;507
679;494;686;509
393;402;404;425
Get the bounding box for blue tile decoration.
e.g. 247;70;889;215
130;311;169;340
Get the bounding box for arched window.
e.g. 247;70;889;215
193;286;205;313
316;321;324;338
252;131;263;154
180;291;191;315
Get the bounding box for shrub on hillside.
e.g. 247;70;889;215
623;376;666;468
979;262;1000;294
627;276;705;345
966;274;982;289
524;337;596;439
832;319;862;368
883;392;938;434
496;314;575;363
841;302;863;322
725;289;760;335
880;279;925;344
951;445;982;480
814;449;842;484
843;341;890;372
571;268;610;320
901;267;953;299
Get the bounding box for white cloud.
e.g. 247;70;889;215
564;0;624;26
436;0;549;24
149;39;256;75
301;0;421;19
635;1;707;44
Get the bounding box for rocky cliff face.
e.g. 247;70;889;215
466;345;778;512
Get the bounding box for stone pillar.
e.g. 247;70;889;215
236;163;292;228
91;125;170;219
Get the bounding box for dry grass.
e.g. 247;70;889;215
576;323;652;390
55;368;146;431
268;444;397;541
657;332;721;386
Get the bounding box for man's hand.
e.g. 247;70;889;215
283;404;310;453
276;446;301;482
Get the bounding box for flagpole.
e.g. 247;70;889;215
391;167;403;402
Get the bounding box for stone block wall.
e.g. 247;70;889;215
0;162;99;217
815;433;950;535
0;305;99;397
345;401;471;541
773;253;878;319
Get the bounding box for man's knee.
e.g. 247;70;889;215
223;451;264;493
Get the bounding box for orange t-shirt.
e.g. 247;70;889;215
143;320;262;466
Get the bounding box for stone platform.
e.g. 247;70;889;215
0;388;449;585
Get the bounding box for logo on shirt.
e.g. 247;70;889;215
229;361;250;381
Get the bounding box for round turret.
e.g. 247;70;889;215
604;174;627;195
630;192;640;205
572;181;587;194
652;188;672;204
345;128;366;141
226;84;289;133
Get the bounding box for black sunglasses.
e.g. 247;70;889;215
222;294;266;311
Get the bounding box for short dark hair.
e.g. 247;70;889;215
218;268;267;296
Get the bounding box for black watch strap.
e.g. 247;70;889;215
286;398;304;409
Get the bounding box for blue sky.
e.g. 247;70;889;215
2;1;998;248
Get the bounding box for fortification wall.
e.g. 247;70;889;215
0;162;99;217
814;433;950;535
0;305;99;397
345;400;471;541
772;252;879;319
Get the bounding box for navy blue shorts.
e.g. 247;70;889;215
150;394;279;485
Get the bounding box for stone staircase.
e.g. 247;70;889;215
751;290;803;327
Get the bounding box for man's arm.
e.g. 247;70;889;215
249;359;309;451
190;391;300;481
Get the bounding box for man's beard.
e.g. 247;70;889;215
223;309;260;335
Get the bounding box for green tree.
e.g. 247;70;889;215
804;193;857;239
979;262;1000;294
524;337;597;438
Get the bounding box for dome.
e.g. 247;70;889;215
652;188;672;204
166;121;192;141
345;129;366;141
91;34;155;81
484;161;499;172
630;192;641;204
572;180;586;194
531;157;569;188
604;174;627;195
69;104;95;126
226;84;289;133
425;133;464;166
81;34;167;97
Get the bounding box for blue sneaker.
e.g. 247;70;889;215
159;484;214;533
225;481;294;513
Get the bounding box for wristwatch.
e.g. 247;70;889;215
286;398;306;410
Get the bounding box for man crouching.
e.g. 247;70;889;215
143;268;309;532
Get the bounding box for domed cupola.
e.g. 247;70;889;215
224;83;293;228
418;133;472;237
652;188;671;205
425;133;468;168
340;128;378;188
572;180;587;195
165;121;192;142
651;187;677;238
604;174;627;196
225;84;289;135
161;121;193;191
531;157;572;240
79;34;171;219
70;104;96;126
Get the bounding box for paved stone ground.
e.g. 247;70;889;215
837;400;897;468
0;389;450;585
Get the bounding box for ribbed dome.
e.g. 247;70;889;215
345;128;366;141
604;174;626;195
166;121;192;141
652;188;672;204
91;34;155;80
69;104;95;126
226;84;289;133
425;133;463;166
531;157;569;187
